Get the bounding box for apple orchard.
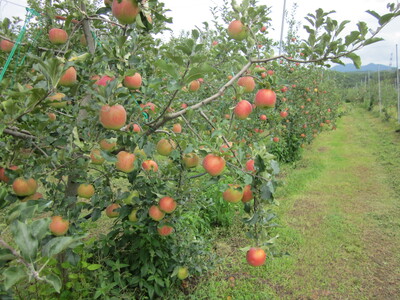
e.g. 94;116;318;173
0;0;399;298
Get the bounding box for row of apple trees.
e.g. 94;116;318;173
0;0;399;298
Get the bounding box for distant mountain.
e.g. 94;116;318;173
331;63;395;72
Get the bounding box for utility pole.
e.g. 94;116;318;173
279;0;287;55
378;65;382;114
397;44;400;123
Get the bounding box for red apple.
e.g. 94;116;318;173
47;93;67;108
188;80;200;92
159;196;177;213
157;225;174;236
90;149;105;165
49;216;69;236
181;103;188;109
227;20;248;41
99;104;126;130
77;183;95;198
48;113;56;121
0;166;18;183
123;72;142;89
95;75;114;86
172;123;182;133
246;247;266;266
59;67;77;87
260;114;267;121
115;151;135;173
242;185;253;202
140;102;156;113
112;0;140;25
142;160;159;172
234;100;252;120
12;178;37;196
156;139;176;156
99;139;117;151
245;159;255;172
273;137;280;143
202;154;225;176
149;205;165;221
260;26;267;32
182;153;199;168
49;28;68;45
255;89;276;108
106;203;120;218
237;76;255;93
22;192;43;202
280;111;288;118
212;41;218;46
0;39;14;52
223;184;244;203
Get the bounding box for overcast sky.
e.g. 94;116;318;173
1;0;400;66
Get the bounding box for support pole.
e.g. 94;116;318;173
396;44;400;123
279;0;287;55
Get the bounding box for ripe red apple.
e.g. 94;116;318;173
140;102;156;113
273;137;280;143
260;26;267;32
12;178;37;196
49;216;69;236
159;196;177;213
255;89;276;108
99;104;126;130
115;151;135;173
106;203;121;218
242;185;253;202
237;76;255;93
260;114;267;121
182;153;199;168
47;93;67;108
142;160;159;172
149;205;165;221
22;192;43;202
227;20;248;41
223;184;244;203
0;39;14;52
99;138;117;151
90;149;105;165
245;159;255;172
123;72;142;89
234;100;252;120
0;166;18;183
181;103;188;109
48;28;68;45
112;0;140;25
95;75;114;86
267;70;274;76
212;40;218;46
280;111;288;118
77;183;95;198
246;247;267;266
59;67;77;87
172;123;182;133
48;113;56;121
129;123;141;133
157;225;174;236
188;80;200;92
156;139;176;156
203;154;225;176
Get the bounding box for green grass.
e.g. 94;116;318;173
173;106;400;299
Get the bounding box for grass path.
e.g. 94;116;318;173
182;107;400;299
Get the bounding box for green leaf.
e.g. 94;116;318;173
270;160;280;175
363;37;384;46
379;13;395;25
346;53;362;69
45;274;62;293
3;266;25;290
260;182;272;201
42;236;84;257
72;127;84;149
87;264;102;271
366;10;381;20
192;29;199;40
31;218;51;240
344;31;360;45
154;60;178;78
10;220;38;260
